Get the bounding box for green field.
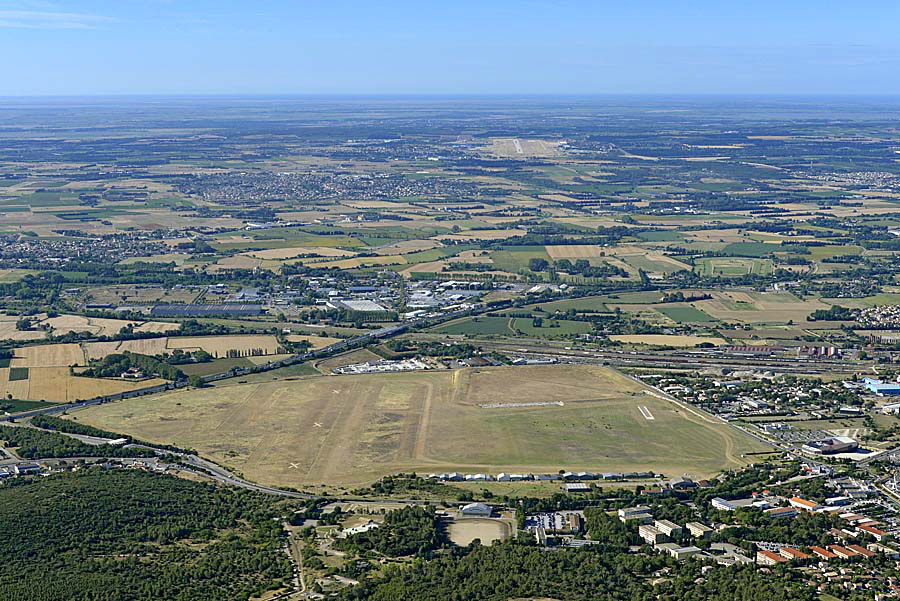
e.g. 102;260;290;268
72;364;769;487
721;241;776;257
695;257;774;277
8;367;29;381
509;318;593;338
432;316;516;336
655;306;717;323
489;248;551;273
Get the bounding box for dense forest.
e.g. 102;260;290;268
338;543;815;601
336;505;446;557
0;471;292;601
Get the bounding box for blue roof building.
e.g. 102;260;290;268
863;378;900;396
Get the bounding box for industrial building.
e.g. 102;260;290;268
863;377;900;396
801;436;858;455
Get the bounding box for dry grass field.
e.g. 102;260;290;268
694;290;830;324
286;335;343;350
0;319;46;342
609;334;726;347
545;245;604;259
167;335;284;357
0;366;167;402
72;364;768;488
484;138;563;158
83;338;170;360
11;343;86;367
246;247;356;260
38;314;179;337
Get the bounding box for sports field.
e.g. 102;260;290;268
72;364;768;488
694;257;774;277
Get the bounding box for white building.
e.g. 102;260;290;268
460;502;493;517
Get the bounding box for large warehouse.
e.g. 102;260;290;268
801;436;858;455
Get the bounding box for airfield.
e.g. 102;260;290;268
72;364;769;488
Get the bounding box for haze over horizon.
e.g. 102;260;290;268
2;0;899;97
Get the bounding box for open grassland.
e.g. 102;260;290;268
72;364;768;488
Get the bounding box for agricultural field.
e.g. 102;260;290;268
38;314;178;337
609;334;726;347
166;335;285;357
72;364;767;487
0;365;167;402
694;257;774;277
654;305;716;323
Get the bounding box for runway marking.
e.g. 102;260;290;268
313;422;323;428
289;463;300;469
513;138;523;154
638;405;655;420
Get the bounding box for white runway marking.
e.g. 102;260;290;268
289;463;300;469
313;422;323;428
513;139;523;154
638;405;655;420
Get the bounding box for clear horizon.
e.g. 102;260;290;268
2;0;899;96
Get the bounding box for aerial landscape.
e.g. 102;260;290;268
3;1;900;600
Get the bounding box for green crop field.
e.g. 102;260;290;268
8;367;29;381
695;257;774;277
72;364;768;488
432;316;516;336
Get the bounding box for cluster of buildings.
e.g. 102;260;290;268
619;506;711;562
427;471;659;484
332;358;430;375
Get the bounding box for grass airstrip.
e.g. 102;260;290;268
71;364;769;488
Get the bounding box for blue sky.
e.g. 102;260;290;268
2;0;899;96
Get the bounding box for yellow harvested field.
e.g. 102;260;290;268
285;335;343;350
11;343;86;367
0;368;30;400
2;366;168;402
545;245;603;259
609;334;726;347
437;229;525;241
246;353;293;366
167;335;284;357
304;255;406;269
39;314;177;337
371;239;440;255
134;321;180;334
73;364;768;488
0;321;46;341
83;338;170;360
246;247;356;260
